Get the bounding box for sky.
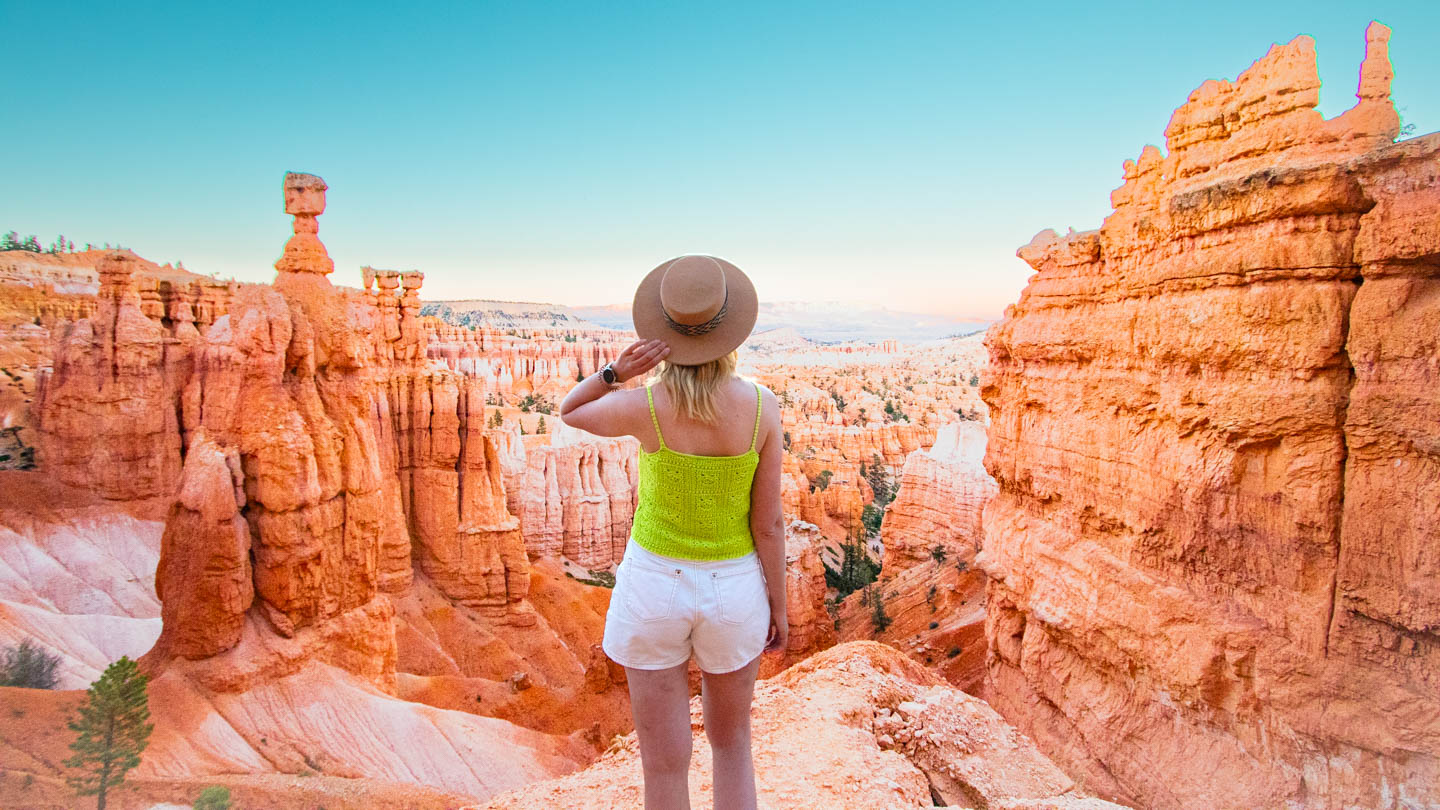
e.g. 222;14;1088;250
3;1;1436;320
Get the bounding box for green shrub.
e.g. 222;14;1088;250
576;569;616;589
809;469;833;493
193;785;231;810
1;639;61;689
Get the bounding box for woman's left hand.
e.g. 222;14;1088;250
764;611;788;654
611;339;670;382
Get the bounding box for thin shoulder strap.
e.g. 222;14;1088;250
646;384;667;450
750;382;763;452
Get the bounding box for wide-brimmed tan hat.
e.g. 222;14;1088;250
632;255;758;366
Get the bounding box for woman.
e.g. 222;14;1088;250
560;255;786;810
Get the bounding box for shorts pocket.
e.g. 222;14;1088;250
620;560;680;623
713;566;766;626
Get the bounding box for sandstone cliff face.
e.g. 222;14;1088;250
880;420;996;574
8;250;231;476
826;420;997;692
517;425;638;568
764;520;838;672
33;254;186;502
982;24;1439;809
390;370;531;617
480;642;1130;810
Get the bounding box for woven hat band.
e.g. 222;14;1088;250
663;290;729;336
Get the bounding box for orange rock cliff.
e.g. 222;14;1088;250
982;23;1439;809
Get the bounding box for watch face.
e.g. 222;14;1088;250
602;366;617;384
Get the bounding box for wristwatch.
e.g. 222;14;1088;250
601;363;620;385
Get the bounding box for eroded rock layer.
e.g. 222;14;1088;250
981;24;1439;810
880;421;996;573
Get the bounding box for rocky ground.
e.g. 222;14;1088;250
478;642;1129;810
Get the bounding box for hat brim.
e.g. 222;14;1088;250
632;256;759;366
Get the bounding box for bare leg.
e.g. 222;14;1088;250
627;663;694;810
700;656;760;810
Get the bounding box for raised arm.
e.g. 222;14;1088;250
749;386;788;654
560;339;669;437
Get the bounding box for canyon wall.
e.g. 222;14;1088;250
879;420;995;573
517;425;639;569
981;23;1439;809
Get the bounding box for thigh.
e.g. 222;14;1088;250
627;662;694;764
700;655;760;745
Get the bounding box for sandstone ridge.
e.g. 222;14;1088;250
983;23;1439;810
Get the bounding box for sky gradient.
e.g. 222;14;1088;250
4;1;1436;319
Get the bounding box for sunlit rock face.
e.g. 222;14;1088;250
766;519;838;672
981;23;1439;810
826;420;997;692
880;421;996;573
517;423;639;568
34;252;185;501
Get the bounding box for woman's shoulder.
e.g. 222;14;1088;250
735;376;779;416
736;374;774;396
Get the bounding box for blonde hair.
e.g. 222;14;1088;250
654;351;739;425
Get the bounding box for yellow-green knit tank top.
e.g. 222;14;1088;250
631;382;762;560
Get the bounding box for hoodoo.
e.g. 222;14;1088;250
982;23;1439;810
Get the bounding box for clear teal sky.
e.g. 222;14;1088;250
4;1;1435;318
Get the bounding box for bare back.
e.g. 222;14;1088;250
640;375;762;456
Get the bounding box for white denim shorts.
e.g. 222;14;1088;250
602;539;770;674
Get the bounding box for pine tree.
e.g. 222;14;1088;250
536;416;547;434
489;409;504;428
868;586;893;633
865;453;893;506
1;638;62;688
21;235;41;252
65;656;153;809
1;231;18;250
